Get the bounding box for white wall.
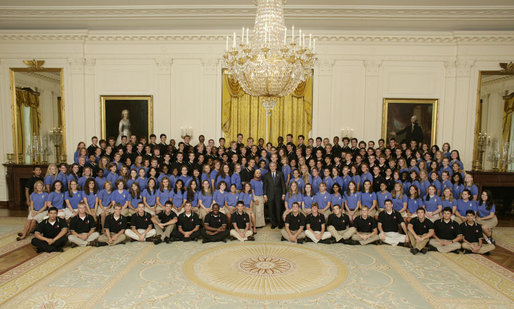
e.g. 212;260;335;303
1;30;514;201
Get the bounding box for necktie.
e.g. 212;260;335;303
272;172;276;181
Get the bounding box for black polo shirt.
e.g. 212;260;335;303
378;210;404;233
157;211;177;224
285;212;305;231
460;222;483;243
434;219;461;240
232;211;250;229
104;214;127;233
69;214;96;234
35;218;68;238
25;175;44;194
178;212;201;232
409;217;434;235
327;213;351;231
204;212;227;228
353;216;377;233
131;212;153;230
306;213;325;232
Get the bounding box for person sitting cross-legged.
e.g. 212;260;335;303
230;201;255;242
31;207;68;253
461;210;495;255
429;207;462;253
351;205;380;245
201;203;230;243
151;200;177;244
378;199;409;246
281;202;306;243
68;202;99;247
304;203;332;244
171;201;201;242
125;202;156;242
97;203;127;246
326;204;356;244
407;207;435;255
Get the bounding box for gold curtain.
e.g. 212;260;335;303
222;72;313;143
15;88;41;154
501;92;514;171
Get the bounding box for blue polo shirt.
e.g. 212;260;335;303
289;178;305;193
302;194;315;209
30;192;47;211
65;191;83;209
315;191;331;210
213;190;227;207
331;192;344;208
226;192;239;207
142;189;158;206
98;189;113;207
424;195;441;212
310;176;323;193
82;191;97;209
250;179;264;196
286;193;303;210
198;192;213;208
377;191;392;209
360;192;377;208
407;197;423;214
47;191;65;209
171;190;185;207
344;192;361;210
391;194;407;212
239;192;253;208
112;189;129;206
441;199;456;210
456;199;478;216
157;189;171;205
477;202;495;218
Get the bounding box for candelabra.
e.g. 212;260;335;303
180;127;193;140
473;132;490;171
49;127;63;163
499;141;511;172
488;138;501;171
340;128;354;139
5;153;14;164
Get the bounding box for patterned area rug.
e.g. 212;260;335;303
0;220;512;308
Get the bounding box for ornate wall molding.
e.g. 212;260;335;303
364;60;382;76
1;32;513;44
155;57;173;74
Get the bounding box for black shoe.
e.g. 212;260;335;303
153;238;162;245
97;242;108;247
70;243;78;248
202;239;209;243
463;249;472;254
247;236;255;241
35;248;42;253
410;248;419;255
420;247;428;254
281;236;287;241
55;247;64;252
297;238;304;244
271;225;277;229
304;237;312;242
222;238;227;243
427;245;437;252
230;236;237;241
164;237;170;244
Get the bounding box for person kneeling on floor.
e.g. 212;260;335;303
172;201;201;242
151;201;177;244
461;210;495;254
126;202;156;242
68;202;99;247
31;207;68;253
429;207;462;253
327;204;356;244
231;201;255;241
305;203;332;243
281;202;306;243
97;203;127;246
407;207;434;255
202;203;230;243
378;199;409;246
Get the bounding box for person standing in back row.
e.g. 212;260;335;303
263;162;286;229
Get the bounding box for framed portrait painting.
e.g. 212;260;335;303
100;95;153;144
382;98;438;146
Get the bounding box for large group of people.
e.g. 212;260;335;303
18;132;497;255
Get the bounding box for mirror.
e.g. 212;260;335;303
9;64;66;165
474;63;514;171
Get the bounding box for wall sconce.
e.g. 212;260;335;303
340;127;354;138
180;126;193;139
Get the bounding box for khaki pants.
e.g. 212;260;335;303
408;232;430;250
254;196;265;227
320;209;332;221
368;209;378;217
230;229;253;241
27;210;48;223
125;228;156;240
462;242;495;254
425;212;439;222
145;206;156;216
380;232;407;246
280;229;305;243
352;232;379;245
477;216;498;229
98;233;126;245
429;239;461;253
97;206;112;215
68;232;100;246
155;224;175;240
122;207;137;217
305;230;332;243
327;226;356;242
64;208;77;220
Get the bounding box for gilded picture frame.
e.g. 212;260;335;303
382;98;438;146
100;95;153;142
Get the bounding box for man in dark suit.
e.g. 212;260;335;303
263;162;286;229
395;115;423;144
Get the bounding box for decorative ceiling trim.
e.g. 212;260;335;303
0;5;513;20
1;31;513;44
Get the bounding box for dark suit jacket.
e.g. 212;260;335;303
397;122;423;143
263;171;286;199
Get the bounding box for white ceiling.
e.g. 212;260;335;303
0;0;513;31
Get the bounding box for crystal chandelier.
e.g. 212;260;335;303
223;0;316;121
